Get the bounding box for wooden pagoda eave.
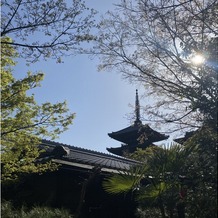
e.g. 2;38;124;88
107;142;156;156
108;124;169;144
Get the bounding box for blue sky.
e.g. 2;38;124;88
14;0;146;153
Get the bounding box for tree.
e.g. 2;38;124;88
1;37;75;182
97;1;217;217
103;128;217;218
93;0;218;133
183;126;217;218
1;0;97;63
103;144;193;218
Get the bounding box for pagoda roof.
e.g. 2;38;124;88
107;143;155;156
107;90;169;156
108;123;169;145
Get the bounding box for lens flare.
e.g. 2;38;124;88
191;54;205;65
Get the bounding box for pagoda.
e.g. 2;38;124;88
107;90;169;156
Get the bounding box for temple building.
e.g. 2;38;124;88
2;139;140;218
107;90;169;156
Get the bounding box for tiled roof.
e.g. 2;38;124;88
108;123;169;144
40;139;141;173
107;143;156;156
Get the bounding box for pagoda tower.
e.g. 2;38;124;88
107;90;169;156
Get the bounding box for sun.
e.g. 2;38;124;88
191;54;205;65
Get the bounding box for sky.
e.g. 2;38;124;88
13;0;170;153
13;0;144;153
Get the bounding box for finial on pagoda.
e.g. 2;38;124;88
134;89;141;125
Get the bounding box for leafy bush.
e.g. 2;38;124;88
1;200;73;218
135;207;162;218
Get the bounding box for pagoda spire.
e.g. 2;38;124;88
134;89;141;125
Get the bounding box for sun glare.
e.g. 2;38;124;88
191;54;205;65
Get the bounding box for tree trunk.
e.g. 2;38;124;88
158;198;166;218
177;202;185;218
74;167;101;218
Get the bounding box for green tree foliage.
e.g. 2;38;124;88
103;126;217;217
103;145;193;218
94;0;217;132
1;0;97;63
1;37;75;182
183;126;217;218
103;166;147;194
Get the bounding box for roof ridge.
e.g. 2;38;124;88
41;139;140;163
